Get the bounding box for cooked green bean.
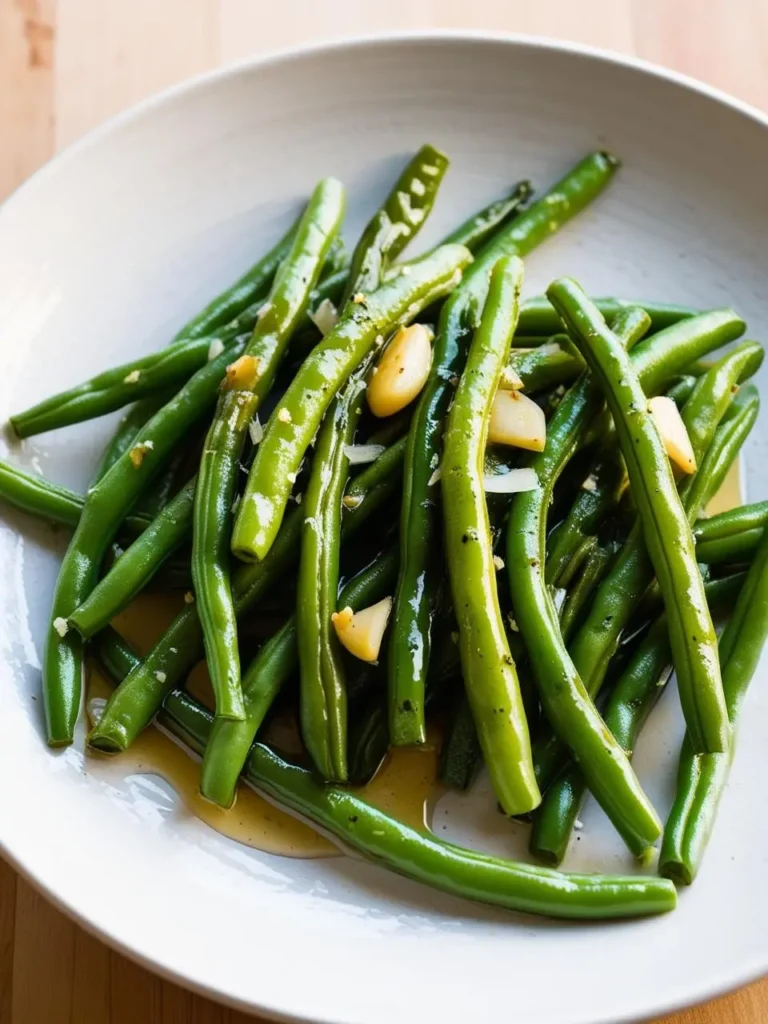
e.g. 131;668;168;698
661;528;768;883
506;307;662;856
43;332;256;745
193;178;344;723
201;548;398;807
340;144;448;305
390;152;620;748
510;340;582;394
11;332;245;438
694;501;768;565
232;243;472;562
441;182;532;251
550;280;751;753
531;572;746;865
88;635;676;918
439;692;484;791
88;439;405;752
69;479;196;637
516;296;697;336
0;460;93;528
296;379;366;781
442;256;540;815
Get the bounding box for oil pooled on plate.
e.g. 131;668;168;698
85;591;440;859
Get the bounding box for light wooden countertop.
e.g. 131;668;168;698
1;0;766;1020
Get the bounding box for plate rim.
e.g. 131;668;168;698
1;28;767;1023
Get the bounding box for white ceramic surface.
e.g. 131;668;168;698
1;32;768;1024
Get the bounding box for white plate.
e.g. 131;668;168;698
1;32;767;1024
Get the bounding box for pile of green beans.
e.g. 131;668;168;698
7;144;768;920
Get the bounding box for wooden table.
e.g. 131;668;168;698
1;0;766;1020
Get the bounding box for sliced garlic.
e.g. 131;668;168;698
224;354;260;390
331;597;392;662
488;389;546;451
648;395;696;474
367;324;432;418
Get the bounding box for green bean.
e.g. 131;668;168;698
193;179;345;723
200;549;398;807
440;692;484;791
559;540;616;643
93;396;169;481
531;572;746;865
390;152;620;748
546;445;625;586
167;689;678;919
694;502;768;566
69;479;196;638
550;282;753;754
11;333;245;438
91;635;677;918
44;332;256;746
516;296;697;336
661;527;768;883
296;378;367;781
88;440;405;752
232;243;472;562
506;306;662;855
0;460;92;528
666;375;698;408
442;256;540;814
510;340;582;394
340;144;448;305
440;182;533;251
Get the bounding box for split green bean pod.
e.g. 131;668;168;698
193;178;345;722
232;242;472;563
442;255;540;815
389;151;620;749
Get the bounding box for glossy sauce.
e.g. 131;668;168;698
85;592;440;859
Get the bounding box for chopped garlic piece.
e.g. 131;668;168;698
154;670;167;684
332;597;392;663
581;475;598;492
53;617;69;638
225;354;260;391
208;337;225;361
493;555;505;571
368;324;432;418
184;591;195;604
352;293;366;305
488;389;546;451
248;414;263;445
277;407;292;424
342;494;362;510
308;298;339;337
343;444;384;465
648;395;697;474
129;441;154;468
123;369;141;384
287;472;297;484
483;468;539;494
428;466;442;486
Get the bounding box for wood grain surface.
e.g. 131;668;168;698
0;0;766;1021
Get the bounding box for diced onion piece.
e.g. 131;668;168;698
332;597;393;662
648;395;697;474
483;468;539;494
499;366;524;391
367;324;432;418
343;443;385;465
488;390;546;451
308;298;339;337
